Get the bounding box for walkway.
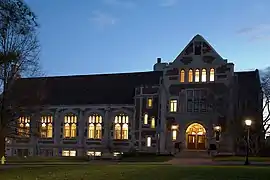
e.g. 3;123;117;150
165;157;270;166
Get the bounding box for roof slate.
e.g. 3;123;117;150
9;71;163;106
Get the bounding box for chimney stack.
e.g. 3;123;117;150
157;57;161;63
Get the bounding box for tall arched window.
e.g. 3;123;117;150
122;124;128;140
210;68;215;81
180;69;185;82
114;124;121;140
64;114;77;138
195;69;200;82
201;69;207;82
188;69;193;82
88;114;103;139
18;116;30;137
88;124;95;139
144;113;148;125
96;124;102;139
114;114;129;140
40;115;53;138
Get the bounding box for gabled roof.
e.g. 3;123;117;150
9;71;163;106
173;34;224;63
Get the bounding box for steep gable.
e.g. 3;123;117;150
172;34;225;66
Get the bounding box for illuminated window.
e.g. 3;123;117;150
195;69;200;82
122;124;128;140
114;124;121;140
201;68;206;82
172;125;178;141
17;116;31;137
180;69;185;82
188;69;193;82
147;98;153;108
62;150;76;157
144;113;148;125
170;99;178;112
88;114;103;139
151;117;155;128
87;151;102;157
210;68;215;81
64;114;77;138
88;124;95;139
40;115;53;138
147;137;151;147
114;114;129;140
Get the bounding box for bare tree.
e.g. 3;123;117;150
261;67;270;137
0;0;40;157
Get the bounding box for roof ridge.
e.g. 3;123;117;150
19;70;162;80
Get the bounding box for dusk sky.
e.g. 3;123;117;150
26;0;270;76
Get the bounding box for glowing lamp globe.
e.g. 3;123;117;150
245;119;252;126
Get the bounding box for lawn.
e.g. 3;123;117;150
213;156;270;162
1;165;270;180
4;155;172;164
4;156;87;164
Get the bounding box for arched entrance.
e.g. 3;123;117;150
186;123;206;150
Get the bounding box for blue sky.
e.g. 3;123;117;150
26;0;270;76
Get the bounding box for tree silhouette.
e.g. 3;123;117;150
0;0;41;157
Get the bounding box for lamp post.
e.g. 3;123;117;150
214;125;221;154
244;119;252;165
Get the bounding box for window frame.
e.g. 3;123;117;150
40;115;53;139
170;99;178;112
88;114;103;140
180;69;185;82
114;114;129;140
146;97;153;109
63;114;77;139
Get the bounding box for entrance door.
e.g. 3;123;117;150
196;135;206;150
186;123;206;150
187;135;196;149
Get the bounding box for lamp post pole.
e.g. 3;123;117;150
244;127;250;165
244;119;252;165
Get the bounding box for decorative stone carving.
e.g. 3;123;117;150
180;57;193;65
202;56;215;64
202;42;212;54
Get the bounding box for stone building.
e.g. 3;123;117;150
5;34;263;157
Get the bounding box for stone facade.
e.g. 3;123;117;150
5;34;263;157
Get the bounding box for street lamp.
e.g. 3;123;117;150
244;119;252;165
214;125;221;139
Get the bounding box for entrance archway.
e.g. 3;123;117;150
186;123;206;150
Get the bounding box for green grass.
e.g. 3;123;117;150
5;156;87;163
4;155;172;164
213;156;270;162
1;165;270;180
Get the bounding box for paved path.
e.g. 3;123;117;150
165;158;270;166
